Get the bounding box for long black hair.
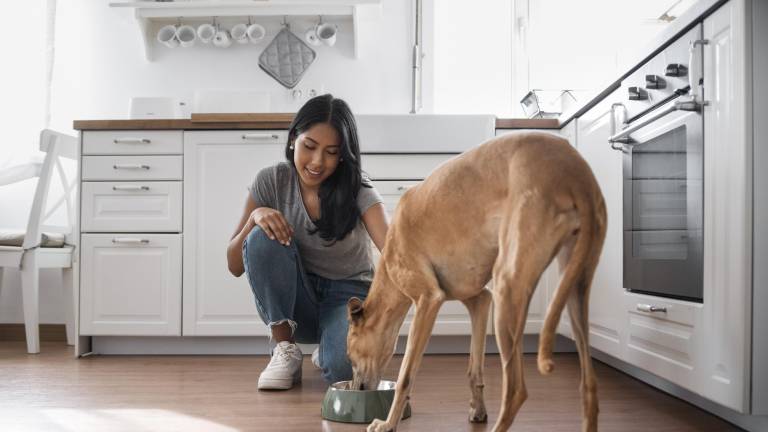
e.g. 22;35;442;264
285;94;370;244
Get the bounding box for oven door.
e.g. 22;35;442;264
619;98;703;301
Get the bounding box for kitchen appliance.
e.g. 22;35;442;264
609;24;707;302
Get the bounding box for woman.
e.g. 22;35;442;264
226;94;388;390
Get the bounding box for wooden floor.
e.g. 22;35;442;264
0;341;742;432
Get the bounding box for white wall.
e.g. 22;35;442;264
0;0;415;324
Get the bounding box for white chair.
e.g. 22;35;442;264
0;129;78;353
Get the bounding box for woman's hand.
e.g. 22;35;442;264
251;207;294;245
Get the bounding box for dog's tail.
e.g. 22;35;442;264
537;193;606;375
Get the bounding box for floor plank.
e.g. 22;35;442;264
0;341;742;431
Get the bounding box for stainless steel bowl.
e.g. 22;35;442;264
321;380;412;423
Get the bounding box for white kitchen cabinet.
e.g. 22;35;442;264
183;131;287;336
698;0;751;412
574;90;625;358
79;234;182;336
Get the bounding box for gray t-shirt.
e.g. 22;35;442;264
248;162;383;282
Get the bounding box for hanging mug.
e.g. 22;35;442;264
157;24;179;48
316;22;337;47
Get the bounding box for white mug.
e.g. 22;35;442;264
231;24;249;44
176;25;196;47
316;23;337;47
304;27;321;46
157;24;179;48
197;23;216;44
246;23;266;43
213;29;232;48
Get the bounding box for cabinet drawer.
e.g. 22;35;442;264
82;131;183;155
82;155;183;181
370;180;421;214
622;291;700;389
81;181;182;232
79;233;182;336
363;154;457;180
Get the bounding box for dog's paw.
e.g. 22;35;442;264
468;406;488;423
367;418;395;432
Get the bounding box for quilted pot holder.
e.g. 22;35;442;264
258;27;316;89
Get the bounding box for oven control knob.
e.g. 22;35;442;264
665;63;688;77
628;86;648;101
645;74;666;89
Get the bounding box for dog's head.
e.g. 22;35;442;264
346;296;397;391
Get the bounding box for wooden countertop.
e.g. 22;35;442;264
73;114;560;130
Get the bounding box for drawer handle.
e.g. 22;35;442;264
113;164;150;170
112;238;150;244
112;185;150;191
113;138;151;144
637;304;667;313
242;133;280;140
397;185;415;192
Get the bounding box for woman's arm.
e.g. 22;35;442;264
227;195;295;277
361;203;389;252
227;196;259;277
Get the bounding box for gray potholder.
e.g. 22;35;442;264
258;27;316;89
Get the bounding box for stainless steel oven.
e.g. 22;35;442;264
609;24;707;302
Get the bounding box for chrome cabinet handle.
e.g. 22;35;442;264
608;97;706;145
689;39;709;103
113;164;150;170
112;238;150;244
113;138;151;144
637;303;667;313
397;185;415;192
112;185;150;191
242;133;280;140
609;103;627;151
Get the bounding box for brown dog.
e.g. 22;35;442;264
346;131;607;432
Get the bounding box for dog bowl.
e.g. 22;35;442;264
321;380;412;423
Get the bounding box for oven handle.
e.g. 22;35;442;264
608;97;706;147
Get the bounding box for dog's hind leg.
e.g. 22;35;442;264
559;237;601;432
367;279;445;432
462;288;493;423
491;200;570;432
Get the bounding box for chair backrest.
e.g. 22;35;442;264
21;129;78;249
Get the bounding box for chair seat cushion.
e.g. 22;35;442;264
0;229;66;248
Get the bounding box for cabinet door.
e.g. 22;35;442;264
699;0;750;412
574;92;625;358
183;131;287;335
79;234;182;335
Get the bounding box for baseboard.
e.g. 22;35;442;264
88;334;577;356
0;323;67;342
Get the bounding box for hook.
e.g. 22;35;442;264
318;15;324;24
176;17;182;27
282;16;289;27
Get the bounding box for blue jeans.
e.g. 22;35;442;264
242;226;370;384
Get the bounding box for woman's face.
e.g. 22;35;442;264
293;122;342;190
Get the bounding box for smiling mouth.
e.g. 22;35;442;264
305;168;323;178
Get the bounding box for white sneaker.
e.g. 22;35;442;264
311;347;321;370
258;341;303;390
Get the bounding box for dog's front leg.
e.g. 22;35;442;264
367;296;444;432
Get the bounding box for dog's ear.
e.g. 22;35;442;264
347;297;365;322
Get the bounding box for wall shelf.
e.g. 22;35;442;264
109;0;382;61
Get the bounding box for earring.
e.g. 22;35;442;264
289;144;294;150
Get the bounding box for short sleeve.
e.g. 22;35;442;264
248;165;278;208
356;180;383;215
